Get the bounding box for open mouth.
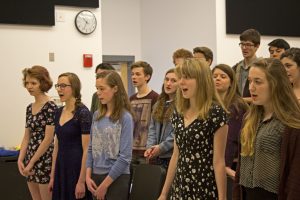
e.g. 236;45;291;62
182;88;188;92
251;94;258;100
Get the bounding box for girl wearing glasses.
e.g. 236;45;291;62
86;71;133;200
49;72;92;200
18;65;57;200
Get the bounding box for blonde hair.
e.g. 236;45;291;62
241;58;300;156
176;58;226;119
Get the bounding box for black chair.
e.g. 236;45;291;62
130;164;166;200
0;156;31;200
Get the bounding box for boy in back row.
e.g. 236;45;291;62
129;61;159;167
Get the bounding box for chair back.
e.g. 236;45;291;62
130;164;166;200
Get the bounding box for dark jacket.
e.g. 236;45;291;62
233;127;300;200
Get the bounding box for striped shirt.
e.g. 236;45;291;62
240;117;285;194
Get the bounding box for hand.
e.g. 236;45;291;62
150;145;160;158
86;176;97;195
17;160;25;176
144;145;160;159
23;162;35;176
225;167;236;180
144;148;153;158
95;183;108;200
48;178;54;193
75;181;86;199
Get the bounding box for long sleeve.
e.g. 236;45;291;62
159;122;174;154
146;116;158;148
225;106;244;168
108;112;133;180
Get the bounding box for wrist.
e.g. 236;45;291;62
100;182;109;189
77;179;85;184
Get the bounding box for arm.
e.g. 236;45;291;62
158;139;179;200
86;167;97;195
17;128;30;176
23;125;55;175
151;123;175;159
213;125;228;200
225;107;243;179
144;117;158;158
86;119;97;195
158;123;174;155
75;134;90;199
48;136;58;192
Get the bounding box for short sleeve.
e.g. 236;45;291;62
45;101;57;126
25;104;30;128
210;104;228;134
77;106;92;134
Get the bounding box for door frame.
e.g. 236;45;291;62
102;55;135;96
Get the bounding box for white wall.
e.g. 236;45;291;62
0;6;102;147
141;0;216;92
2;0;300;147
101;0;142;60
215;0;300;66
102;0;217;93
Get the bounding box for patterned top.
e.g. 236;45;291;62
171;104;227;199
86;111;133;180
130;90;159;149
24;101;57;183
240;117;285;194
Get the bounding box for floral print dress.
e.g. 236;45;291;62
24;101;57;183
170;104;227;199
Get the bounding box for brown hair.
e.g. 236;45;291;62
172;48;193;65
152;68;177;122
240;28;261;46
130;61;153;83
193;47;214;63
212;64;248;113
96;71;133;122
22;65;53;92
58;72;83;114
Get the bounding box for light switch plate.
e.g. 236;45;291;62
49;52;55;62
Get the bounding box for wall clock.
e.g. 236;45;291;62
75;10;97;35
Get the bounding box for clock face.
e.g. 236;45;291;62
75;10;97;35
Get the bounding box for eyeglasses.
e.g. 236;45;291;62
239;42;255;48
55;83;71;89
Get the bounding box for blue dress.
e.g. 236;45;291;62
52;105;93;200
